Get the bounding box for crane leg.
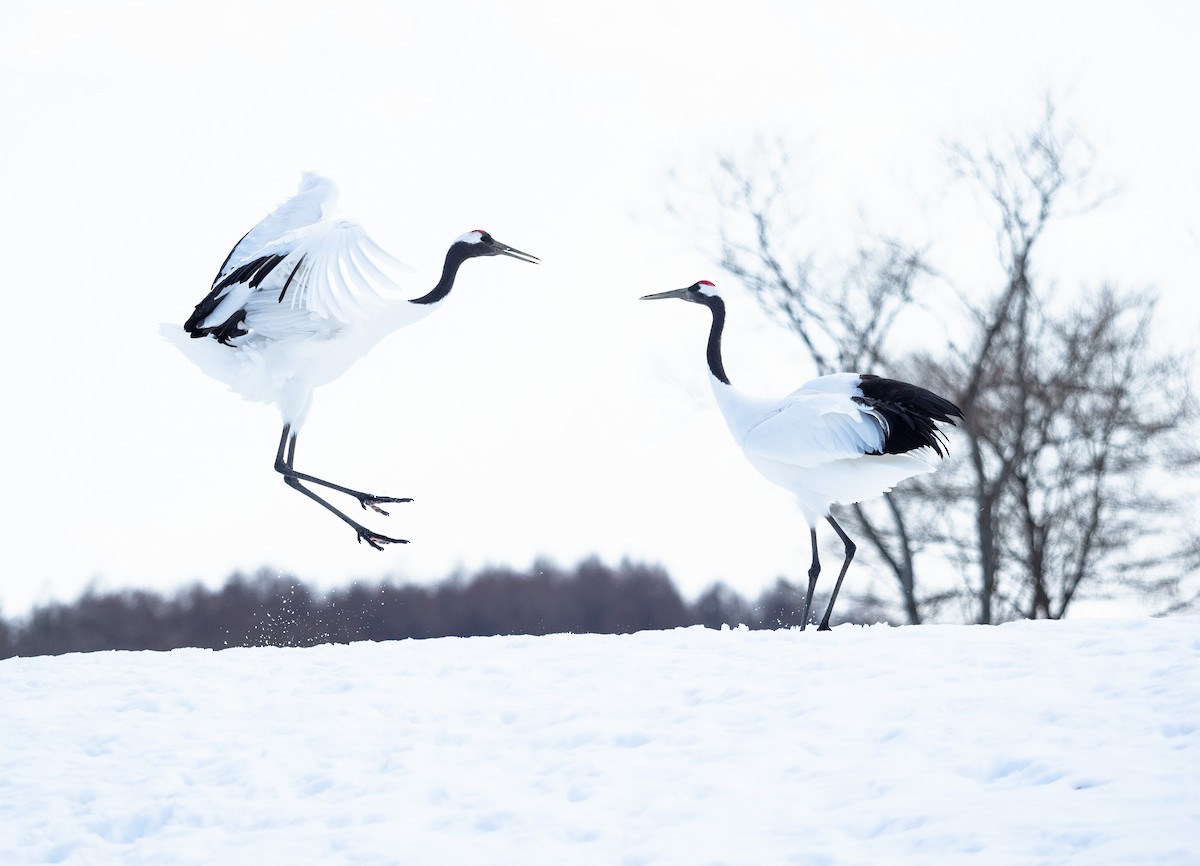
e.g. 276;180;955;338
274;426;413;513
800;526;821;631
274;425;410;550
818;515;856;631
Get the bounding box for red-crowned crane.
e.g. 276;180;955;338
164;173;538;549
641;280;962;630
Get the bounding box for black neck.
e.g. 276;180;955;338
699;295;730;385
410;243;472;305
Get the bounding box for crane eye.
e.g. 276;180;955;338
480;233;494;244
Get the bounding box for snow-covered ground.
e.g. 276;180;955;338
2;617;1197;865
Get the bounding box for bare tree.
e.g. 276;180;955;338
696;103;1198;623
919;280;1196;621
1007;288;1194;618
935;102;1100;621
924;103;1198;621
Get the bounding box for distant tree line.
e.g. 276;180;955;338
0;558;884;659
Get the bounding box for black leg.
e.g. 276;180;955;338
273;425;410;550
818;515;856;631
801;526;820;631
273;425;413;514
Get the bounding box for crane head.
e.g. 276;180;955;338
453;230;539;264
640;280;719;303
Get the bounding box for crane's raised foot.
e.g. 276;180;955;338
356;527;410;550
358;494;414;516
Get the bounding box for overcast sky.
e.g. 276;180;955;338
3;1;1197;615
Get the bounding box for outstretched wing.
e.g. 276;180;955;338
184;174;410;344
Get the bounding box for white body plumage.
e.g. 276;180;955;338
710;371;937;526
642;280;962;629
164;173;538;548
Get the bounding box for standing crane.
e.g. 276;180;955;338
641;280;962;630
164;173;538;549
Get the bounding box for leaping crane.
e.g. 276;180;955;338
164;173;538;549
641;280;962;630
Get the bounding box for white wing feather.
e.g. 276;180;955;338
740;392;887;467
215;172;337;283
196;173;413;342
277;221;410;322
214;219;410;345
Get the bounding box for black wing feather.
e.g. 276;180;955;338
184;253;291;344
853;374;964;457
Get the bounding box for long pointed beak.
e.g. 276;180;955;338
493;240;539;264
640;287;692;301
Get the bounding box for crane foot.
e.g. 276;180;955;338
358;495;415;516
356;528;410;550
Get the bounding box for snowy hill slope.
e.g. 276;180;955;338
1;618;1197;865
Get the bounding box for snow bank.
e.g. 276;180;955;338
2;617;1197;865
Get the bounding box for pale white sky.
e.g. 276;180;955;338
2;1;1197;615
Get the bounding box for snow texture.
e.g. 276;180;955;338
1;617;1197;865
